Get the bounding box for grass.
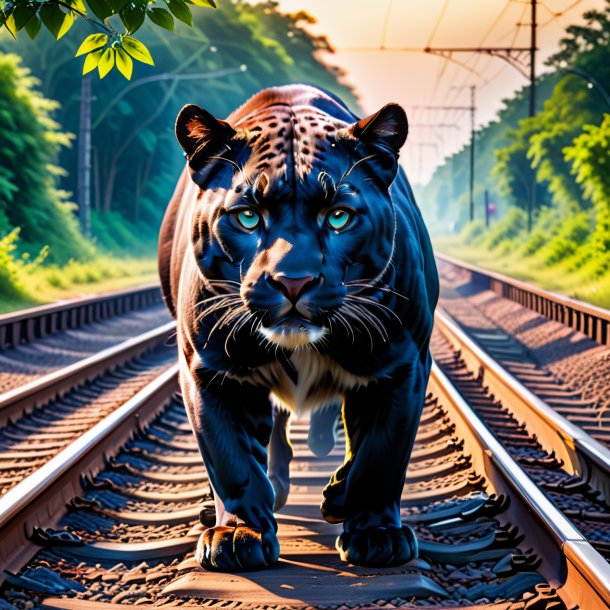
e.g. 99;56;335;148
0;257;159;315
434;234;610;309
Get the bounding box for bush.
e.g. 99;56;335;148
481;208;527;250
538;212;590;266
521;207;561;256
460;220;487;244
0;53;93;263
0;228;44;304
522;231;547;256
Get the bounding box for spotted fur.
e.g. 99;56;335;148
159;84;438;571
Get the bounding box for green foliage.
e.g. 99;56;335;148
421;76;557;232
0;229;38;303
0;52;92;262
520;207;561;256
2;1;358;254
480;208;527;251
459;220;486;244
538;212;590;266
565;113;610;210
0;233;158;312
0;1;359;311
0;0;216;79
424;0;610;305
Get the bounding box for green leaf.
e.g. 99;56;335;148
121;35;154;65
40;4;75;39
120;4;145;33
75;32;108;56
12;4;37;30
4;12;18;37
70;0;87;11
166;0;191;25
98;47;115;78
24;14;41;38
107;0;128;12
115;47;133;80
86;0;113;20
189;0;216;6
82;48;104;74
147;7;174;30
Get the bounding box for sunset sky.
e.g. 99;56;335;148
256;0;604;183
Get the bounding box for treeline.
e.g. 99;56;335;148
422;3;610;278
0;1;358;265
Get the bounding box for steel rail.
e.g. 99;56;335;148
430;362;610;609
0;321;177;427
436;252;610;344
0;354;608;606
0;283;162;350
0;365;179;576
435;308;610;503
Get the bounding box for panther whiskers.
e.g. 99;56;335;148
196;295;242;323
347;294;403;326
345;280;410;301
344;301;389;344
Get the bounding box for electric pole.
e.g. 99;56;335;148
410;102;476;219
469;86;476;222
77;75;92;237
408;141;440;184
342;0;540;228
484;189;490;227
528;0;537;232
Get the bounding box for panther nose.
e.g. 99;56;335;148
267;273;317;303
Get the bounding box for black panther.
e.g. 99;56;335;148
158;84;438;571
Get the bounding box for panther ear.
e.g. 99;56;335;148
347;103;408;154
339;104;408;187
175;104;236;168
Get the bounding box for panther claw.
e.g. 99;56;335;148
196;525;280;572
336;524;418;567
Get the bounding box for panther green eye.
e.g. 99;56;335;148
235;209;260;230
327;208;353;231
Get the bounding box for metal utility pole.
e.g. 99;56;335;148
77;75;92;237
409;141;440;184
345;4;540;227
484;189;490;227
469;86;476;222
527;0;537;232
409;104;476;216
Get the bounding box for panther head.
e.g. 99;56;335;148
175;91;408;351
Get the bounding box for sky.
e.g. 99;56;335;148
253;0;604;184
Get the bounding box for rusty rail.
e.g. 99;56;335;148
0;283;163;350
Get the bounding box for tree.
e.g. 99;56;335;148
1;0;359;255
0;0;216;79
564;113;610;273
0;53;92;261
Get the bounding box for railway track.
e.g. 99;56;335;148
0;358;609;607
0;273;610;607
436;254;610;446
0;285;171;395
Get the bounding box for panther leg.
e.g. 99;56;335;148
321;360;429;567
268;405;292;511
182;369;280;571
308;402;341;457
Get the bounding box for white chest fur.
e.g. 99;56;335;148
239;351;372;415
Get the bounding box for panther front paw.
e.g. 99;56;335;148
336;524;418;567
196;525;280;571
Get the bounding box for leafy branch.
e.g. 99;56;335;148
0;0;217;79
